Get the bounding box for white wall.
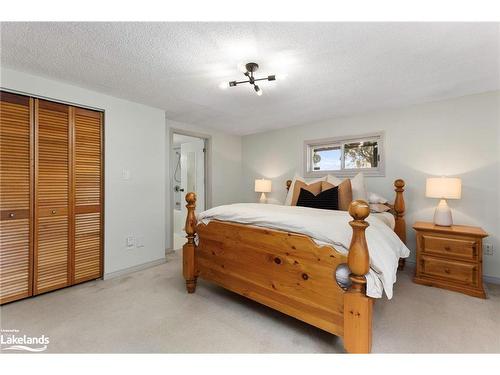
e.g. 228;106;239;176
242;91;500;279
166;120;242;249
1;68;167;275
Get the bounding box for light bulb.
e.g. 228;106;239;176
254;85;263;96
218;81;229;90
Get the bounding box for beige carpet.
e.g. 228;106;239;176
1;252;499;353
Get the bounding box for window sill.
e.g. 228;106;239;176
304;169;385;178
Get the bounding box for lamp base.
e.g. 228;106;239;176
259;192;267;204
433;199;453;226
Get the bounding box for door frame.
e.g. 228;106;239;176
168;128;212;252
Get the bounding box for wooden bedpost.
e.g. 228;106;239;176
183;192;197;293
344;200;373;354
393;179;406;270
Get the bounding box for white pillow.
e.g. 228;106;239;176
368;191;388;204
326;172;368;202
369;203;391;213
325;175;343;186
351;173;368;202
284;174;326;205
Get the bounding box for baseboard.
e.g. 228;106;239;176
404;259;416;267
483;275;500;285
103;257;166;280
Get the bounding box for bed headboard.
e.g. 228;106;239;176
284;178;406;246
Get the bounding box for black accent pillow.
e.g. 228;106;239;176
296;186;339;210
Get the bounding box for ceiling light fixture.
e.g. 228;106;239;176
221;62;276;96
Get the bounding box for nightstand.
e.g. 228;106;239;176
413;221;488;298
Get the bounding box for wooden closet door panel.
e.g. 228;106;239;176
34;99;70;294
0;219;31;302
0;92;33;304
36;215;69;291
75;108;101;207
74;212;101;282
0;93;31;211
37;101;69;209
73;108;102;283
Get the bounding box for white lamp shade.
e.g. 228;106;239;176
255;179;272;193
426;177;462;199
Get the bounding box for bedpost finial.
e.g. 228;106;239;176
393;178;407;252
347;200;370;286
184;192;197;236
394;179;405;190
185;192;197;205
348;200;370;221
183;191;198;293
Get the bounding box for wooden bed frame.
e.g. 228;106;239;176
182;179;406;353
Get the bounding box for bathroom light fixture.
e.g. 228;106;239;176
221;62;276;96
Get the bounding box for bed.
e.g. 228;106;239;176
182;179;408;353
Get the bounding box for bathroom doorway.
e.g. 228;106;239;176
170;130;210;250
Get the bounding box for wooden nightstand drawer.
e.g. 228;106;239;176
420;256;476;286
421;234;477;261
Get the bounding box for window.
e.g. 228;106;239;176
304;132;384;177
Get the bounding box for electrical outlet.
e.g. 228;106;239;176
484;243;494;256
126;236;135;248
136;236;145;248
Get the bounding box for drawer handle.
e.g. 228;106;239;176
274;257;281;265
8;212;15;218
51;210;56;215
444;268;451;274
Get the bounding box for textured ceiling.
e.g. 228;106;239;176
1;22;499;135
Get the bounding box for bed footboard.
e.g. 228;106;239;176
182;194;373;353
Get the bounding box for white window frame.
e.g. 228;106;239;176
303;131;385;178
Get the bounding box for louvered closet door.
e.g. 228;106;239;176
34;99;70;294
73;108;103;283
0;92;33;304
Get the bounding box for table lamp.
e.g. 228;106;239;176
255;179;272;204
426;177;461;226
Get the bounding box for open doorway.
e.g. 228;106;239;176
170;131;210;250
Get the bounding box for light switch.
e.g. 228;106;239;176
136;236;145;248
126;236;134;248
121;169;130;180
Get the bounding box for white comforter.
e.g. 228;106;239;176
197;203;410;299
